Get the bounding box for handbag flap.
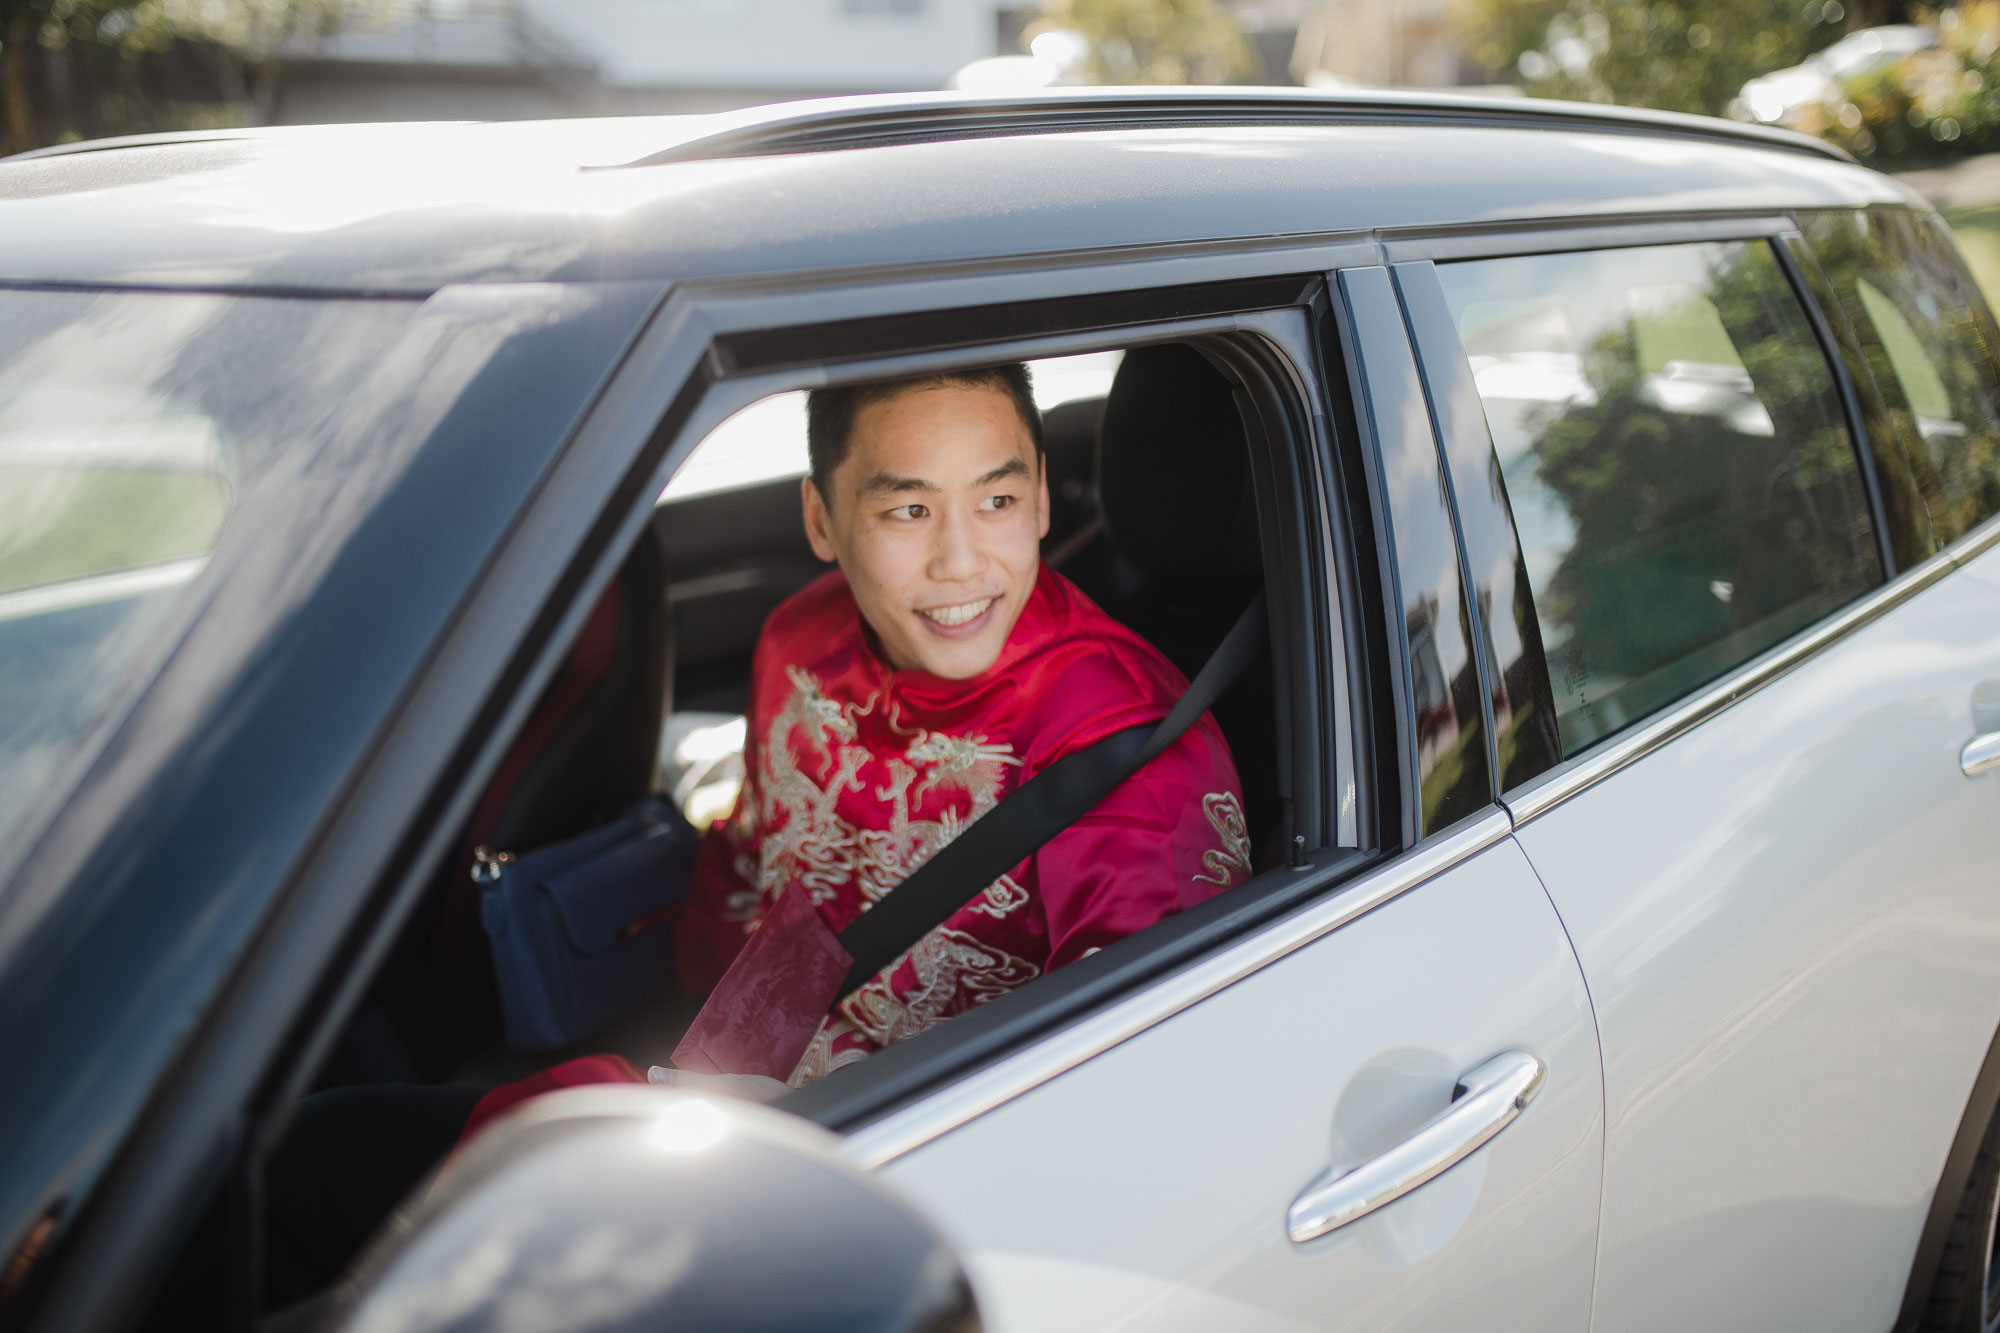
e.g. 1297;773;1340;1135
538;816;696;955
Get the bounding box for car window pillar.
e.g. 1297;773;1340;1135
1332;265;1493;843
1393;260;1563;799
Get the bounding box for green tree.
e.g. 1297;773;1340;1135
1806;3;2000;164
1032;0;1257;85
1452;0;1844;115
0;0;383;153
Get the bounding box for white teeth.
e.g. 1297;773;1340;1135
920;598;995;627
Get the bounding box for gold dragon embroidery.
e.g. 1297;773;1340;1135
838;926;1041;1047
968;873;1030;919
1193;791;1253;886
741;670;1040;1039
788;1015;872;1087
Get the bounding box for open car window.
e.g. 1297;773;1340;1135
287;321;1332;1107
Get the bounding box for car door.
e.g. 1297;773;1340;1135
1400;221;2000;1331
845;267;1603;1333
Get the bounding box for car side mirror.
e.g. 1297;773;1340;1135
321;1085;978;1333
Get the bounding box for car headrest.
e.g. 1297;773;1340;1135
1096;343;1261;582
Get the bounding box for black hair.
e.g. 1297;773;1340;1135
805;363;1042;500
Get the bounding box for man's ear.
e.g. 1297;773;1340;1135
1036;455;1052;542
802;476;839;563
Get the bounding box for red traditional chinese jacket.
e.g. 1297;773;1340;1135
457;563;1252;1143
673;562;1251;1086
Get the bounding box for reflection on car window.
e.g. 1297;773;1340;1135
1804;209;2000;553
1856;279;1954;421
1438;239;1879;757
0;291;418;853
0;388;228;592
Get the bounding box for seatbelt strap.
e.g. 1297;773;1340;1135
835;591;1268;996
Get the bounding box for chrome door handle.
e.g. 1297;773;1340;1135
1286;1049;1546;1244
1965;731;2000;777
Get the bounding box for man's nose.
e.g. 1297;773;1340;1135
927;508;984;583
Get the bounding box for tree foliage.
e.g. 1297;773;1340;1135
1451;0;1846;115
1031;0;1256;85
129;0;372;55
1802;3;2000;163
0;0;386;152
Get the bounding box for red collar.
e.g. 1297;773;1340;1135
844;563;1077;703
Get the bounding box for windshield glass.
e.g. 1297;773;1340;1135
0;288;418;852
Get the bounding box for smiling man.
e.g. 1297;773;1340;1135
670;363;1253;1083
802;370;1047;678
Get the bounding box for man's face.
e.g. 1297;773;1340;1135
803;381;1049;679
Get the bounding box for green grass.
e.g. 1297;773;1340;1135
0;465;227;593
1630;287;1745;375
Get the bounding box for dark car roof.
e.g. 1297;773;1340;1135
0;87;1916;296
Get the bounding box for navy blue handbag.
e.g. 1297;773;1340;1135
473;795;699;1055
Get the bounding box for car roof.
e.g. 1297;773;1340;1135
0;87;1917;296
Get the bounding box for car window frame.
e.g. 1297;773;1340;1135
1331;263;1500;844
662;300;1362;1137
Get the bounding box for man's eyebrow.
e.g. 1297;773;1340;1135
857;471;941;497
975;458;1031;487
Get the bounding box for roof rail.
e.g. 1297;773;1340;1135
614;87;1854;169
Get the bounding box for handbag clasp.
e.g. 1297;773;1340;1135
470;846;515;884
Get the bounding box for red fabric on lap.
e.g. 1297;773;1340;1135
456;1053;645;1149
671;882;852;1081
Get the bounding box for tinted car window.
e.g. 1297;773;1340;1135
1436;240;1880;757
0;290;418;850
1802;208;2000;552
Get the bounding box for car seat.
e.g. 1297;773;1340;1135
1039;395;1108;569
1072;342;1281;857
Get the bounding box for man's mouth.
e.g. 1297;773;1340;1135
918;597;997;628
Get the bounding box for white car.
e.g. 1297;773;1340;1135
1733;24;1939;126
0;90;1998;1333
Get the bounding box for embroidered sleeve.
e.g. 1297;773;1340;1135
1031;719;1247;971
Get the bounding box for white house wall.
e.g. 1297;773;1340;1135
518;0;1007;92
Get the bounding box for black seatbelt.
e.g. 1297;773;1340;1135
836;592;1269;996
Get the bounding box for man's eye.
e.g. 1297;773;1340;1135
982;494;1016;512
890;503;928;520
